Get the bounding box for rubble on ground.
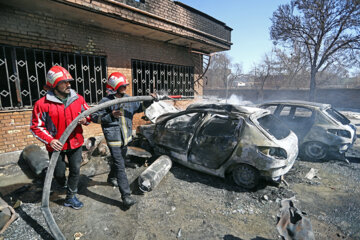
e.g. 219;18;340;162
277;198;315;240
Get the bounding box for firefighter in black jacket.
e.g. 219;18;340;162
91;72;155;207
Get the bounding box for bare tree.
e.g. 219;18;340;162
317;63;350;86
228;63;243;88
251;51;277;101
273;46;308;88
270;0;360;100
205;52;243;89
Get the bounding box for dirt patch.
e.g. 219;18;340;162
2;112;360;239
1;155;360;240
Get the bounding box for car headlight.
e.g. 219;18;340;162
258;146;287;159
327;129;351;138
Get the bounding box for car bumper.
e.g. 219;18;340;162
259;148;298;179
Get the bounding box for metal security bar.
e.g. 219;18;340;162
132;59;194;98
0;44;107;110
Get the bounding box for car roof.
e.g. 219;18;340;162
259;100;331;110
187;103;268;115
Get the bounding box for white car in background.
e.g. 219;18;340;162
258;101;357;161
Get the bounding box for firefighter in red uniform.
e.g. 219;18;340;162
30;65;90;210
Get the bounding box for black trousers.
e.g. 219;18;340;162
49;147;82;198
107;145;131;198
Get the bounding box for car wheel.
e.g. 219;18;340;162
232;164;259;189
302;141;327;161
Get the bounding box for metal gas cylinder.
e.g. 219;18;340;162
138;155;172;192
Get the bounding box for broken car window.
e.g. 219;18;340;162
279;106;292;117
164;113;200;130
201;114;240;137
294;107;313;118
263;105;277;114
325;108;350;125
257;114;291;140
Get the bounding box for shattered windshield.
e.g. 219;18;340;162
325;108;350;125
257;114;291;140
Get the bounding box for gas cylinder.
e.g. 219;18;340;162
138;155;172;192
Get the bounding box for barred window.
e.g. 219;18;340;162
0;44;107;110
132;59;194;98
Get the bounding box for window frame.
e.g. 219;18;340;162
0;44;107;110
131;59;194;99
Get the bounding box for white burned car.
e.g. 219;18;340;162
258;101;357;161
138;102;298;189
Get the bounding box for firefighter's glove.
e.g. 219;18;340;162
150;93;159;102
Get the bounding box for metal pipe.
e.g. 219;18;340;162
41;95;154;240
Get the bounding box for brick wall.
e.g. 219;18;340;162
61;0;231;49
139;0;231;41
0;4;204;153
0;109;103;154
0;4;200;66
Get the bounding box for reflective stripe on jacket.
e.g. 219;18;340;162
30;89;90;152
91;94;148;146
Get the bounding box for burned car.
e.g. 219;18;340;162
258;101;356;161
138;102;298;189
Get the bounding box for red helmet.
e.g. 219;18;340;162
106;72;129;91
46;66;73;88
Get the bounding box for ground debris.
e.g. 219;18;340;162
304;168;319;180
74;232;84;240
0;197;18;234
1;148;360;239
277;198;315;240
176;228;182;238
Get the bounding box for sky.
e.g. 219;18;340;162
178;0;290;73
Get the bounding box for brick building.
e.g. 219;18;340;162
0;0;232;154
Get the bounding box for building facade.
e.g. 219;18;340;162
0;0;232;153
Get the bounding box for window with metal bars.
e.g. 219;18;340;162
0;44;107;110
132;59;194;98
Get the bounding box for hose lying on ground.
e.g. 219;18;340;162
41;96;154;240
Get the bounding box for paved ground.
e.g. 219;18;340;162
1;111;360;240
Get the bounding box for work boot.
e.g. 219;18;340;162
122;195;136;207
64;195;84;210
107;176;118;187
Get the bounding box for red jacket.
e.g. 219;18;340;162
30;89;90;152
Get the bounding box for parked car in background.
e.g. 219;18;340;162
137;102;298;189
258;101;357;161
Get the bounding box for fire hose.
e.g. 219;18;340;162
41;96;154;240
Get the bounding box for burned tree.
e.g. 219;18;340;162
270;0;360;100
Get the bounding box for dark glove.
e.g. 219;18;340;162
150;93;159;102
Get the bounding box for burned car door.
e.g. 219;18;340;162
277;106;315;140
188;114;243;169
291;107;315;139
153;112;204;154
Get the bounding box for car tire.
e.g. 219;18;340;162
232;164;259;189
301;141;327;161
